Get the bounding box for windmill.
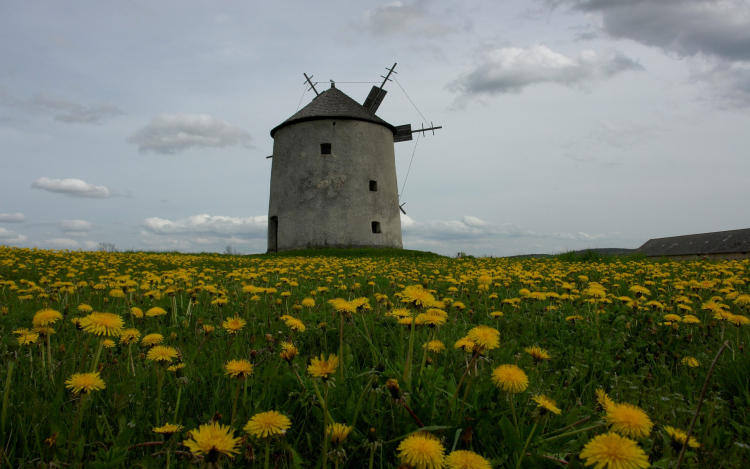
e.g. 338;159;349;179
265;63;441;253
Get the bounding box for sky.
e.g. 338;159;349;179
1;0;749;257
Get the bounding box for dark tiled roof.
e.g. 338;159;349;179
637;228;750;257
270;87;396;137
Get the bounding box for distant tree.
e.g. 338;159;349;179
97;243;118;253
225;245;237;256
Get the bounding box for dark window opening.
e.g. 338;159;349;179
371;221;381;234
332;122;336;126
268;216;278;253
321;143;331;155
369;180;378;191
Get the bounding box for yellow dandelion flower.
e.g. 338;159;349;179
17;331;39;346
65;372;106;394
146;307;167;317
466;325;500;351
307;354;339;379
167;363;185;372
491;364;529;394
663;314;682;322
423;340;446;353
146;345;178;363
183;422;241;457
579;433;649;469
102;339;116;348
203;324;215;333
141;333;164;346
244;411;291;438
285;317;306;332
605;403;653;439
454;337;476;352
120;328;141;345
524;346;551;362
729;314;750;326
532;395;562;415
445;450;492;469
77;304;93;313
490;311;504;318
223;316;246;334
664;426;700;449
401;285;438;308
327;423;353;444
397;432;445;469
566;315;584;322
153;423;184;436
280;342;298;363
224;359;254;379
109;289;125;298
32;308;62;327
596;389;615;412
681;356;699;367
80;312;124;337
130;307;144;318
301;298;316;307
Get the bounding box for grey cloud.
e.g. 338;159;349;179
562;120;665;164
42;238;79;249
32;177;114;198
30;94;123;124
0;227;27;243
142;214;267;237
402;214;576;241
360;0;457;38
59;219;93;233
127;113;252;154
448;45;642;98
548;0;750;107
0;213;25;223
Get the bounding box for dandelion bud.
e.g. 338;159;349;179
170;332;177;341
385;379;401;400
139;353;146;360
58;344;66;353
265;334;274;343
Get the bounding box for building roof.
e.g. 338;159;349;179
637;228;750;257
270;86;396;137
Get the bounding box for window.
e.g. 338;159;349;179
369;180;378;191
371;221;381;234
321;143;331;155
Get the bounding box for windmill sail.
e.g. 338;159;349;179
363;86;388;113
393;124;413;142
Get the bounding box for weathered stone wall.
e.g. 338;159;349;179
267;119;403;252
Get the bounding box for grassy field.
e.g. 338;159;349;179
0;245;748;468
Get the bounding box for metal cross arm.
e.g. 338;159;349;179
303;73;319;96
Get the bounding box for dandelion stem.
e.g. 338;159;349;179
542;423;605;443
443;350;479;420
339;313;345;384
173;385;182;423
1;360;14;432
515;423;537;469
416;329;435;389
91;337;104;372
231;378;241;424
676;341;729;469
264;441;271;469
322;385;330;469
45;334;53;378
510;393;518;428
352;375;378;429
404;314;417;389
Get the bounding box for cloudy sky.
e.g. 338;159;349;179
1;0;749;256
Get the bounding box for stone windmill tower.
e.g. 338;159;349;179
266;65;441;253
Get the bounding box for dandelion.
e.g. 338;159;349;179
153;423;184;436
327;423;353;444
401;285;438;308
203;324;215;334
566;315;584;322
65;372;106;394
444;450;492;469
532;395;562;415
386;378;402;399
681;356;699;367
146;345;178;363
397;432;445;469
579;433;650;469
146;307;168;317
244;411;292;438
17;331;39;346
280;342;298;363
130;307;144;318
301;297;316;307
120;328;141;345
491;364;528;394
524;346;551;363
32;308;62;326
285;317;306;332
307;354;339;379
596;389;615;412
454;337;476;353
223;316;246;334
80;312;124;337
605;403;653;439
466;325;500;351
167;363;185;373
103;339;116;348
77;304;93;313
729;314;750;326
664;426;700;449
224;359;253;379
183;422;241;459
423;340;446;353
141;333;164;347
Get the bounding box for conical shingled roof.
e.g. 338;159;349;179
270;86;396;137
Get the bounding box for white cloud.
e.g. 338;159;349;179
448;45;642;100
59;219;93;232
0;227;27;243
82;241;99;250
127;113;252;154
142;214;267;237
0;213;25;223
360;0;458;38
32;177;114;198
